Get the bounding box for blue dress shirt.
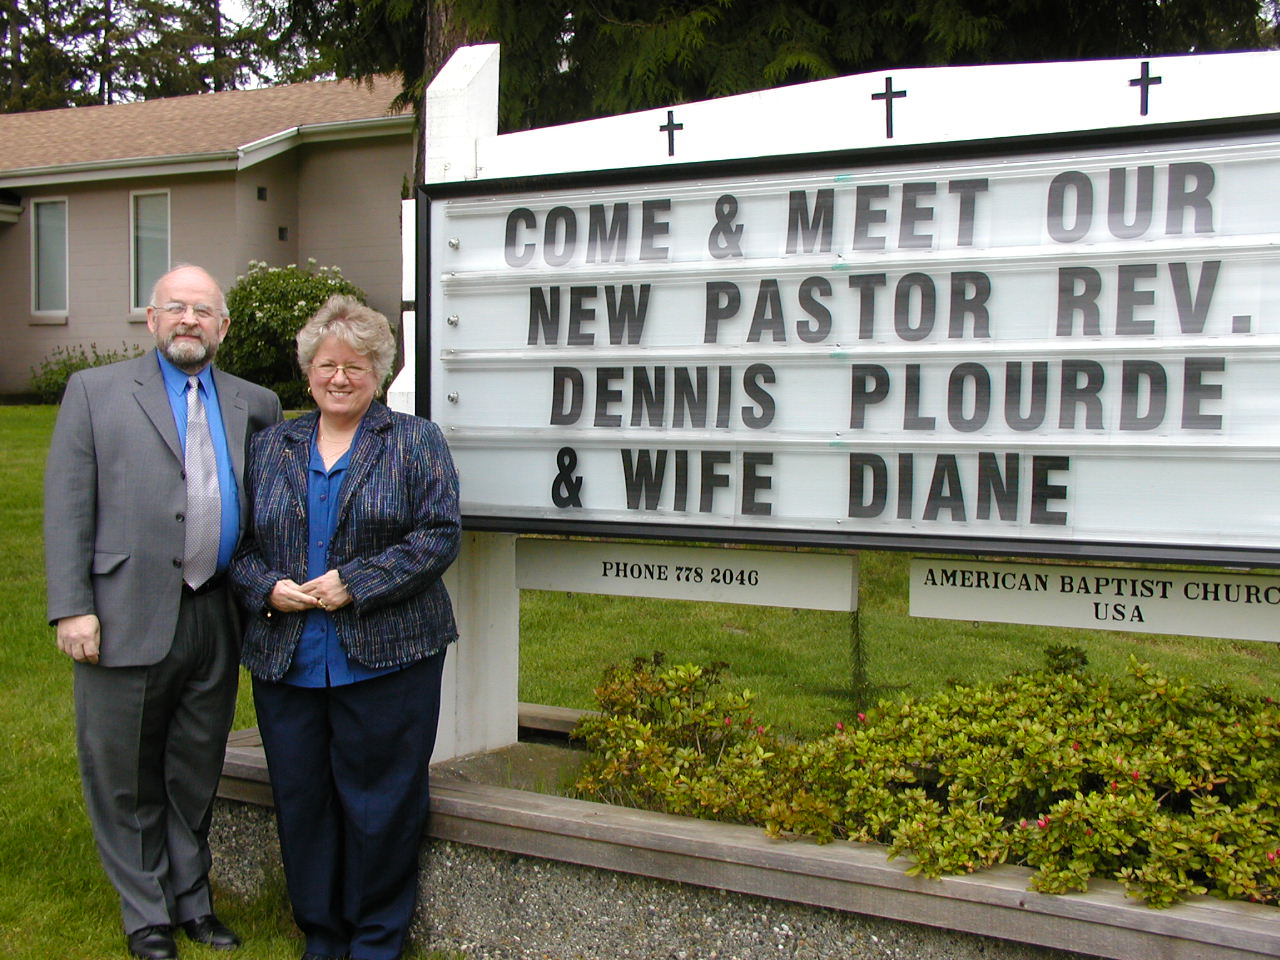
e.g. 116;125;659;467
157;351;239;572
281;425;398;688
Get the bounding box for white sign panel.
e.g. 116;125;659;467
910;558;1280;642
471;54;1280;180
516;541;857;611
427;130;1280;559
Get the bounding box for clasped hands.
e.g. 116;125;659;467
269;570;351;613
56;571;352;661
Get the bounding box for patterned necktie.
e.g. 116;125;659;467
183;376;221;589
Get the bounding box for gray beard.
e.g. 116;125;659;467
160;334;218;373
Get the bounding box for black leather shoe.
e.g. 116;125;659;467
180;914;242;950
127;926;177;960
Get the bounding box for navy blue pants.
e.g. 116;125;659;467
253;650;446;960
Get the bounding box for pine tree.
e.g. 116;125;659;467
92;0;283;102
0;0;97;111
0;0;303;111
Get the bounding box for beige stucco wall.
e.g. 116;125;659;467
235;152;300;273
296;136;410;322
169;175;243;284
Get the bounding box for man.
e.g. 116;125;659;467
44;264;282;960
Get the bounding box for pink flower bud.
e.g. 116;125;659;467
835;721;844;732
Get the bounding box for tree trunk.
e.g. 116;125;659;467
4;0;23;99
210;0;225;91
414;0;474;183
96;0;113;103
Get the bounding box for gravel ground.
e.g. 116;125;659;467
211;799;1086;960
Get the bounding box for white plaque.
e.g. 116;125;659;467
517;540;857;611
910;558;1280;642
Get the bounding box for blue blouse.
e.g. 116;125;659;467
281;425;398;688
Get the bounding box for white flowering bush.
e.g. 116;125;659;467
221;260;366;408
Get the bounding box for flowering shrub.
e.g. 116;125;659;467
221;260;367;408
572;650;1280;908
30;342;145;402
574;654;779;822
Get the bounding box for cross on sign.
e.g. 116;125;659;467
1129;61;1162;117
871;76;907;139
659;110;684;157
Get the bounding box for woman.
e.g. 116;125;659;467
231;295;460;960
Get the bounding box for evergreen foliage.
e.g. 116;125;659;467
573;649;1280;908
0;0;313;111
0;0;96;110
269;0;464;111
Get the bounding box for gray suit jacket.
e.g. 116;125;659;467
44;350;283;667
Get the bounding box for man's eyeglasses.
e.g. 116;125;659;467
155;301;219;321
311;361;372;381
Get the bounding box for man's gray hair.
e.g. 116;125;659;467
148;263;229;317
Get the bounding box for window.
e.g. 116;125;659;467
132;191;169;310
33;199;68;313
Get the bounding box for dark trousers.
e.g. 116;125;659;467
74;587;239;934
253;650;446;960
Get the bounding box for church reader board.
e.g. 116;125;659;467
419;52;1280;565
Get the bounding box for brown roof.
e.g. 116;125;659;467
0;76;409;175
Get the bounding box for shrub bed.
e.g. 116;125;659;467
572;650;1280;908
30;342;144;402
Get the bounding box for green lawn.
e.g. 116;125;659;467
5;403;1280;957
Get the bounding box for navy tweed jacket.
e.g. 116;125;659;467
231;402;460;681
